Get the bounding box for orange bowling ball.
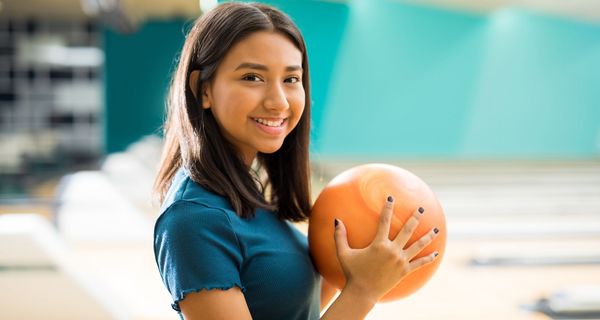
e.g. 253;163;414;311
308;163;446;302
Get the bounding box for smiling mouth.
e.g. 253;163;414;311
252;118;286;127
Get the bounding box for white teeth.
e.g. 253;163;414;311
254;118;284;127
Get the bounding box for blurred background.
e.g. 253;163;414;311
1;0;599;319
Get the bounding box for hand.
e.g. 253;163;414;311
333;196;439;304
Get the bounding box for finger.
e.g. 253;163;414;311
373;196;394;243
404;227;439;260
392;207;424;247
408;251;439;272
333;218;350;258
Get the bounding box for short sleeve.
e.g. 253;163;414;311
153;201;245;311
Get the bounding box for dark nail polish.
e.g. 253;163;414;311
418;207;424;214
434;252;439;257
434;227;439;234
387;195;393;202
334;219;339;227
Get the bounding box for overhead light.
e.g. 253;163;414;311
81;0;120;15
81;0;100;15
200;0;218;13
80;0;136;34
97;0;119;11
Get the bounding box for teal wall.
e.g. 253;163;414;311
103;21;187;153
320;0;600;158
103;0;600;158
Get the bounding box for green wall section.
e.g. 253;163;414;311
321;0;600;158
321;1;486;157
462;9;600;157
103;21;187;153
103;0;600;157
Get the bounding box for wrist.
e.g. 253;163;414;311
320;281;377;320
341;281;378;309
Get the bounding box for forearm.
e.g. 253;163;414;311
320;277;338;311
320;284;376;320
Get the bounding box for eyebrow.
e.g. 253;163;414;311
234;62;302;72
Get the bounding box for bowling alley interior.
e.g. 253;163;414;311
1;0;600;319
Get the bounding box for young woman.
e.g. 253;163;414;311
153;2;440;319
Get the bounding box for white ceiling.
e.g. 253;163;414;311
1;0;599;25
406;0;600;24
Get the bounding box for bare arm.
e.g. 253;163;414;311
320;276;338;311
179;284;369;320
179;284;373;320
320;283;377;319
179;287;252;320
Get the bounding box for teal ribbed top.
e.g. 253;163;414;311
153;169;321;319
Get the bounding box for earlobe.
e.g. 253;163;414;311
189;70;211;109
189;70;200;99
201;84;211;109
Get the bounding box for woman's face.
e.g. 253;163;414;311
199;31;305;165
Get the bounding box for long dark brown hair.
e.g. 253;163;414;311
153;2;311;221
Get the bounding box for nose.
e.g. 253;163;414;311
263;82;289;112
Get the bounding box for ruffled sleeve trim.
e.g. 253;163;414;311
171;283;247;312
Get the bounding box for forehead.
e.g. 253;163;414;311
219;31;303;70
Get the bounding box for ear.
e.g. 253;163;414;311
189;70;212;109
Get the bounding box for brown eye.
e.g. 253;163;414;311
285;76;301;83
242;74;262;82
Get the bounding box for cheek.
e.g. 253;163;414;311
291;92;306;125
213;88;247;121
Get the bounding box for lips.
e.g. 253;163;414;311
251;117;288;136
252;117;286;127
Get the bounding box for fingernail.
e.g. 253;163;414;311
387;195;394;203
434;227;439;234
434;252;439;257
334;219;339;227
418;207;424;214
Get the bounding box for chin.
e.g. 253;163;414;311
258;143;285;155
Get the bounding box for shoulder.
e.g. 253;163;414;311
159;168;233;216
154;200;236;240
153;199;243;264
154;169;242;250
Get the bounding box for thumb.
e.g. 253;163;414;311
333;218;350;257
